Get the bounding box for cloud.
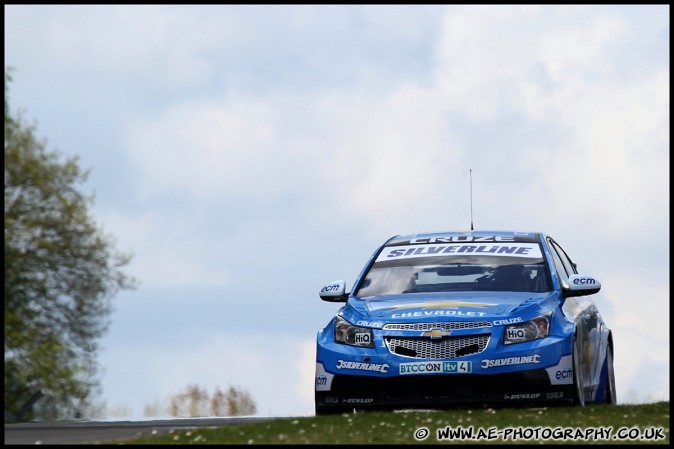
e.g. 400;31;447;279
100;333;316;417
110;6;669;407
296;340;318;411
97;210;231;288
599;273;669;404
127;99;278;202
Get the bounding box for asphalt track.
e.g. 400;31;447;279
4;417;272;445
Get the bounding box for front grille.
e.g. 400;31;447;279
383;321;492;331
385;334;490;359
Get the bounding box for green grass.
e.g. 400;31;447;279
123;402;669;445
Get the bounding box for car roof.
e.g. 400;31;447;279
385;230;545;246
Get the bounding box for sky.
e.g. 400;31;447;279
4;5;669;418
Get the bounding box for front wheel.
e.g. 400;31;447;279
603;345;617;405
572;335;585;407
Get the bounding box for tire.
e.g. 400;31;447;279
572;334;585;407
603;345;617;405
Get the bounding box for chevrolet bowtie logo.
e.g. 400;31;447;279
421;329;451;339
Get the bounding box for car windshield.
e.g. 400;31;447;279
356;242;552;297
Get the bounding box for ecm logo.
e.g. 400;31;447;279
556;369;572;380
573;277;595;285
321;284;341;293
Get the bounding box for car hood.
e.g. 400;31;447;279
343;291;555;325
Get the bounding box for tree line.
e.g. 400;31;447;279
166;384;257;418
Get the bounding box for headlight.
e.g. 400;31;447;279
334;316;374;348
503;313;551;345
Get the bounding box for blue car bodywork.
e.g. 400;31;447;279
315;231;616;414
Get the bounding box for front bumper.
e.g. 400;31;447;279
316;369;574;413
315;327;575;413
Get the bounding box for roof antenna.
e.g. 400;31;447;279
470;169;474;231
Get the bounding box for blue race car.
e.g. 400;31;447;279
315;231;616;414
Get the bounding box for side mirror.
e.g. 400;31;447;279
319;280;348;302
564;274;601;297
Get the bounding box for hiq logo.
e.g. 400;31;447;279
355;333;371;345
556;369;573;380
506;328;526;340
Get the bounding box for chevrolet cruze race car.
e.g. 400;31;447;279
315;231;616;414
